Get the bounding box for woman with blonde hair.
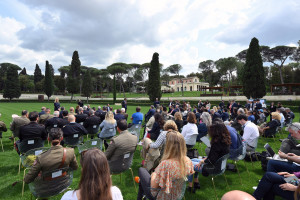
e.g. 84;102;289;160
61;148;123;200
137;131;194;200
174;112;183;132
259;112;281;137
54;97;60;111
98;111;117;139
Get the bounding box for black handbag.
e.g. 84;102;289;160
187;148;200;159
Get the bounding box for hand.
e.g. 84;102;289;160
277;172;290;176
278;150;288;159
279;183;297;191
195;162;202;170
287;153;296;157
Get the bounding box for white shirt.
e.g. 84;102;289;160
280;113;285;124
243;121;259;148
61;186;123;200
181;123;198;146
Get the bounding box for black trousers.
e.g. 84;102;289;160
137;167;156;200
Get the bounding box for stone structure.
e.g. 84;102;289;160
161;76;209;92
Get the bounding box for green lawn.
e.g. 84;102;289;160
0;102;298;200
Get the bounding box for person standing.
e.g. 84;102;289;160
54;97;60;111
153;98;160;109
121;98;127;113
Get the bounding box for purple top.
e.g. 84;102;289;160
293;171;300;178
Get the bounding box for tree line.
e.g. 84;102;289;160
0;38;299;101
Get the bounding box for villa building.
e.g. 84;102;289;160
161;76;209;92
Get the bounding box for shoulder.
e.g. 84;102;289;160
61;190;77;200
111;186;123;200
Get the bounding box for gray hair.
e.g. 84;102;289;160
98;106;101;109
121;108;125;112
53;111;59;117
288;123;300;132
237;108;245;115
83;106;87;110
201;112;212;127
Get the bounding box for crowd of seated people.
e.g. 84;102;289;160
1;97;299;200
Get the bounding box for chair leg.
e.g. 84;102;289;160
211;176;218;200
249;153;254;168
18;157;21;174
130;168;137;193
120;173;122;183
234;161;243;185
223;173;229;190
243;160;250;177
22;168;27;196
0;139;3;152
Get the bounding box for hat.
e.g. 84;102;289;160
259;109;263;112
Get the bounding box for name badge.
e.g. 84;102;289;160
124;153;130;158
135;126;139;128
109;129;113;132
35;150;43;156
74;134;78;138
92;141;97;145
80;122;83;125
53;124;57;127
93;125;97;128
28;140;34;144
52;170;62;178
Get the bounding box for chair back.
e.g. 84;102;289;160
18;138;44;154
77;138;103;153
128;123;142;143
21;147;49;168
86;124;100;135
28;167;73;198
229;142;246;160
63;133;84;146
109;151;134;174
205;154;229;176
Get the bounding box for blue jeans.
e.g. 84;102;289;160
188;158;203;182
253;172;294;200
267;159;300;173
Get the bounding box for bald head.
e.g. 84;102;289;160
53;111;59;117
68;115;75;122
221;190;255;200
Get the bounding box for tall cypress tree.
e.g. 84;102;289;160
242;37;266;99
67;51;81;100
34;64;43;84
147;52;162;101
44;60;54;101
19;67;27;75
82;69;93;103
3;66;21;101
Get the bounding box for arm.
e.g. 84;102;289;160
24;157;42;184
41;128;47;140
69;150;78;170
150;172;159;188
104;140;116;160
100;121;104;129
150;132;165;149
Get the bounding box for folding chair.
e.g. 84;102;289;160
28;167;73;200
0;132;4;152
128;122;142;143
246;137;259;169
109;151;137;193
229;143;249;184
63;133;84;147
86;124;100;140
77;138;103;153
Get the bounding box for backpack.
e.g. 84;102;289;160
260;151;271;171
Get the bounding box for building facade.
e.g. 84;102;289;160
161;76;209;92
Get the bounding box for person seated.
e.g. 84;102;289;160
45;111;63;130
148;113;165;141
286;108;295;124
267;150;300;173
277;108;285;127
280;123;300;155
18;111;47;143
146;109;160;131
174;112;183;133
131;107;144;125
69;107;76;115
0;113;7;139
181;112;198;149
105;120;137;162
257;109;265;125
60;110;69;127
171;105;180;116
153;98;160;109
161;106;168;121
187;122;231;192
82;106;89;115
247;111;255;123
61;148;123;200
211;107;221;121
145;105;156;122
221;108;229;122
59;106;65;118
137;131;194;200
197;112;212;141
83;110;101;137
120;108;128;121
98;111;117;140
62;115;88;138
236;114;259;152
252;110;260;125
114;109;125;121
24;128;78;184
10;110;30;139
38;108;53;124
39;107;46;117
75;107;88;125
253;171;299;200
99;106;108;122
258;112;281;137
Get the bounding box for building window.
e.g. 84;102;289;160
190;86;192;91
195;79;197;82
184;86;187;91
181;87;183;91
177;87;179;92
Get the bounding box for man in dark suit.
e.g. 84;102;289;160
38;107;46;117
45;111;63;130
83;106;89;115
122;98;127;113
61;110;69;126
19;111;47;142
62;115;88;138
105;120;137;161
114;109;125;121
153;98;160;109
83;110;101;136
99;106;107;122
75;107;88;125
59;107;65;118
145;105;155;122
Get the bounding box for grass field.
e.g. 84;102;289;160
0;102;299;200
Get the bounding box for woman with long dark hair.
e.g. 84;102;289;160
187;122;231;192
61;148;123;200
148;113;165;140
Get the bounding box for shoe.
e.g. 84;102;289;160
187;186;196;193
194;182;200;189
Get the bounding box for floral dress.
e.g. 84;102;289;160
151;157;194;200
